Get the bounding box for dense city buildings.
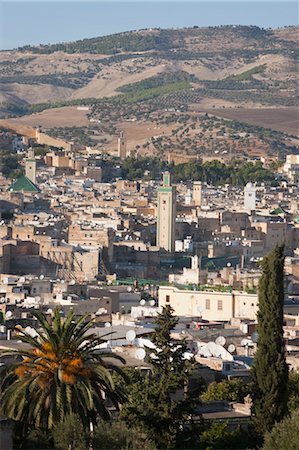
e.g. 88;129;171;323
0;20;298;449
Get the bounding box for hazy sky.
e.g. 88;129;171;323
0;1;298;50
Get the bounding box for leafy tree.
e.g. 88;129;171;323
0;152;21;178
251;244;289;437
0;309;126;439
53;414;88;450
119;305;202;449
199;422;255;449
262;410;299;450
93;420;155;450
202;378;250;403
287;370;299;412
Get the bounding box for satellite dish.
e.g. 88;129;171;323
206;341;217;355
127;287;132;292
39;274;44;280
135;348;146;360
241;338;250;347
25;326;38;338
140;299;146;306
104;322;111;327
126;330;136;342
149;300;155;306
5;311;12;320
216;336;226;346
228;344;236;353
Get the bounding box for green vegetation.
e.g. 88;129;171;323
0;309;125;439
122;80;192;104
122;156;276;186
202;379;250;403
173;159;275;185
199;422;254;450
19;30;174;54
262;410;299;450
0;151;22;178
118;305;201;449
0;72;94;89
122;155;167;180
226;64;267;81
251;244;289;437
118;71;197;93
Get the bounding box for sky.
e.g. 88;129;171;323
0;1;298;50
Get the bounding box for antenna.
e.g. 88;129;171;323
216;336;226;346
126;330;136;343
135;348;146;360
241;338;253;347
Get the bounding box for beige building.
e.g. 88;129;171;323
159;285;258;321
25;148;36;184
193;181;202;207
118;131;127;159
156;172;176;252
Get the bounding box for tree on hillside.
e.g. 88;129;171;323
0;309;126;442
119;305;202;449
251;244;288;437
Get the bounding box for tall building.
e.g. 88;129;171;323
193;181;202;206
156;172;176;252
118;131;127;159
244;182;256;212
25;148;36;184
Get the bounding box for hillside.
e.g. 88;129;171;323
0;26;297;109
0;25;298;159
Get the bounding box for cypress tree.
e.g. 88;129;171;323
251;244;288;437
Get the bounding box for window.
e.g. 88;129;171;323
166;295;170;303
205;299;210;310
217;300;223;310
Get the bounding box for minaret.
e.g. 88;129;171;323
25;148;36;184
244;182;256;212
118;131;127;159
193;181;202;207
156;172;176;252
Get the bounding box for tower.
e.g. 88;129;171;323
244;182;256;212
156;172;176;252
25;148;36;184
118;131;127;159
193;181;202;207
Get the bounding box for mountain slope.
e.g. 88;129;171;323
0;25;297;111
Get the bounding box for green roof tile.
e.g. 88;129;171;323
9;176;40;193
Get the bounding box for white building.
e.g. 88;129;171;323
244;182;256;212
159;285;258;321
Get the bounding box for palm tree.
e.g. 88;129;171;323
0;309;126;437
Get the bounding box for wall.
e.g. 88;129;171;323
158;286;258;321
